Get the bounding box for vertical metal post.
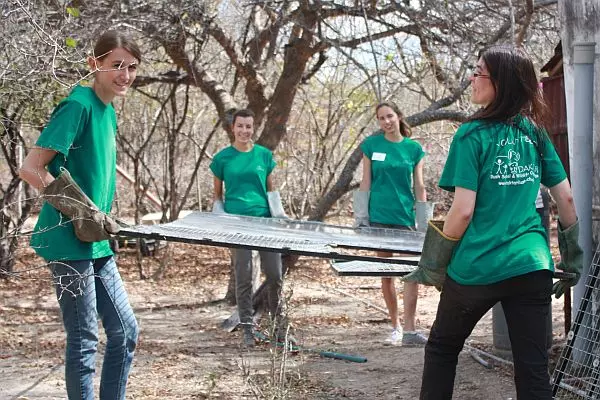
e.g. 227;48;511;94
571;42;595;307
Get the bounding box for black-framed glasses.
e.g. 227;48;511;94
473;72;490;79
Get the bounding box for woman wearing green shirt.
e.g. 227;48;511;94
19;31;140;399
210;109;286;347
416;46;582;399
355;102;428;346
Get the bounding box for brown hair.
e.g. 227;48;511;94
468;45;548;153
93;30;142;63
232;108;255;126
376;102;412;138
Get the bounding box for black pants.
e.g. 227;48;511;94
420;270;553;400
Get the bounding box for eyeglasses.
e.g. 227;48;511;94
472;72;490;79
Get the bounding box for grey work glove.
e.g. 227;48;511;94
212;199;225;213
415;201;434;233
267;191;288;219
553;219;584;299
353;190;370;228
42;169;120;242
402;220;459;290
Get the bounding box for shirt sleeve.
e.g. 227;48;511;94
359;137;372;159
210;152;224;180
439;124;481;193
540;136;567;188
35;100;87;157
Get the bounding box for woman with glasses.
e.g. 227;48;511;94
412;46;582;399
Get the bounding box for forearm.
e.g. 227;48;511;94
550;179;577;228
443;203;471;239
19;167;55;191
414;184;427;202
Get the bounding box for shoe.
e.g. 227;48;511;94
384;328;402;345
402;331;428;346
242;325;256;348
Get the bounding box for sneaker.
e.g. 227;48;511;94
402;331;428;347
384;328;402;345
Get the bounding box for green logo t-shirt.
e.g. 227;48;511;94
439;116;567;285
360;132;425;226
31;85;117;261
210;144;276;217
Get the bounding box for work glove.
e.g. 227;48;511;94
42;168;120;242
402;220;459;290
212;199;225;213
553;219;584;298
353;190;370;228
415;201;434;233
267;191;288;219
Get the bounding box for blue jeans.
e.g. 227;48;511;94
51;256;138;400
421;270;553;400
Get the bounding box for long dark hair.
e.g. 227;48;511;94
93;30;142;63
468;45;548;151
376;102;412;138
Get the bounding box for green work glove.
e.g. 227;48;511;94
403;220;459;290
553;220;584;299
353;190;370;228
42;169;120;242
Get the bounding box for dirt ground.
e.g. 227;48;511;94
1;234;569;400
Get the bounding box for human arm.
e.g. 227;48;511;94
212;175;225;213
18;147;58;190
413;158;426;202
359;155;371;191
548;179;577;228
443;187;476;239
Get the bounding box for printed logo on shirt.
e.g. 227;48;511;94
372;152;386;161
256;166;265;172
490;134;539;186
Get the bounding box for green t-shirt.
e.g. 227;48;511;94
31;85;117;261
210;144;276;217
439;116;567;285
360;132;425;226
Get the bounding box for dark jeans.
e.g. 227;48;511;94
420;270;553;400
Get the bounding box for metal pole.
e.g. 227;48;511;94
571;42;595;309
570;42;596;367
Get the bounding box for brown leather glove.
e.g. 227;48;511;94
42;169;120;242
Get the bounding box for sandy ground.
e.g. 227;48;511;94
0;241;569;400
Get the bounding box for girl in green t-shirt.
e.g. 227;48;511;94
210;109;287;347
419;46;582;399
19;31;140;400
355;102;428;346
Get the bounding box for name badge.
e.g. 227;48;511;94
372;152;386;161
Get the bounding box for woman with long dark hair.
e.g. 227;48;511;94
407;46;583;399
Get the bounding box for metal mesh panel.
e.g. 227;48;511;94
330;259;418;277
552;243;600;399
119;212;424;263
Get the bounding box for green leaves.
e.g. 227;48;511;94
66;7;80;18
65;37;77;48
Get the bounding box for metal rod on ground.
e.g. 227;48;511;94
254;331;367;363
298;271;514;368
